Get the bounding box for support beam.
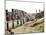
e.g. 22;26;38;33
12;9;14;29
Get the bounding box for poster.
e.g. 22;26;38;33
5;0;44;35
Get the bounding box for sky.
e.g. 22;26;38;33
6;1;44;13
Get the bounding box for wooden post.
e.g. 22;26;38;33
6;10;9;31
22;11;24;24
20;19;22;25
36;9;37;21
23;18;24;24
7;22;9;31
17;10;19;26
12;9;14;29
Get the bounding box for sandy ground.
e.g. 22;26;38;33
11;18;44;33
